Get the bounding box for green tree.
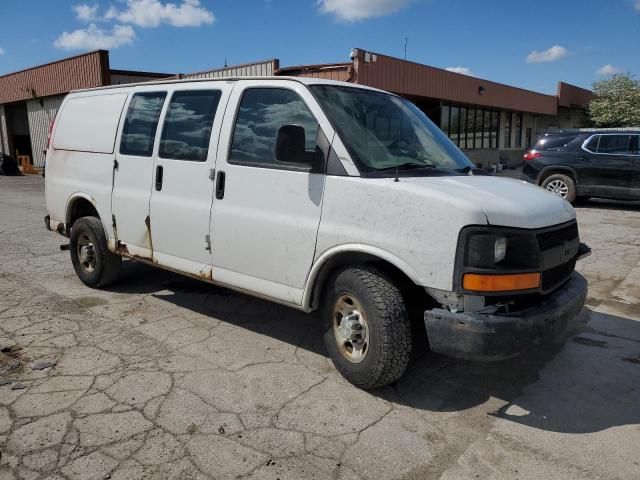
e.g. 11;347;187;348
588;73;640;127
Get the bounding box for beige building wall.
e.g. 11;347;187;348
535;107;588;131
0;105;8;155
26;95;65;167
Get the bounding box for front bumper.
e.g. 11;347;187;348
44;215;66;235
424;272;587;361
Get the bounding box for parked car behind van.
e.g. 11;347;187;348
45;77;589;389
521;131;640;203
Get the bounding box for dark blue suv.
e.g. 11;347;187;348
521;131;640;203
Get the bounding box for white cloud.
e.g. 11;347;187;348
106;0;214;27
526;45;568;64
317;0;410;21
73;4;99;22
54;24;135;50
446;66;475;76
597;64;622;76
0;47;4;56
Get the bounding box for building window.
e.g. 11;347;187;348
475;109;483;148
525;127;532;149
439;104;500;150
440;105;450;135
450;106;460;146
483;110;491;149
515;113;523;148
459;107;467;149
504;112;512;149
467;109;476;149
491;111;499;149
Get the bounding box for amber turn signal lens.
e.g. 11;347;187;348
462;272;541;292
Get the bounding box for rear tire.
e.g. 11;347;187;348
542;173;576;203
322;266;412;389
70;217;121;288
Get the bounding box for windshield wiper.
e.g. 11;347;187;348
378;163;436;171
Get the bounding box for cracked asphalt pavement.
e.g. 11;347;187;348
1;176;639;480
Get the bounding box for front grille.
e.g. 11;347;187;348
537;221;579;293
542;258;576;292
537;222;579;251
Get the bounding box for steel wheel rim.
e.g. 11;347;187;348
77;233;97;273
546;179;569;198
332;294;369;364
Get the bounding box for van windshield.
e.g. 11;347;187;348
310;85;474;176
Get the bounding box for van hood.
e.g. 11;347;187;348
402;175;576;229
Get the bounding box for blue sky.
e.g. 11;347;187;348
0;0;638;94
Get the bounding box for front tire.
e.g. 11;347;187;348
542;173;576;203
70;217;121;288
322;266;412;389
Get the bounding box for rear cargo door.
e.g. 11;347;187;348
111;88;167;259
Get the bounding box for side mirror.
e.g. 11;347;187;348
275;124;306;164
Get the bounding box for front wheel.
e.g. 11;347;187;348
542;173;576;203
322;266;412;389
70;217;121;288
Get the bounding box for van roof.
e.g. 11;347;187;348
72;75;390;95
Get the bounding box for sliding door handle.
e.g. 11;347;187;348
155;165;164;191
215;171;226;199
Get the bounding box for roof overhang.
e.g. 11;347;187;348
0;51;110;104
350;49;559;115
557;81;594;109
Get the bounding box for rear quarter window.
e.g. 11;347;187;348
53;93;129;153
533;135;579;152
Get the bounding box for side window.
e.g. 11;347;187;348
597;135;631;154
229;88;319;168
120;92;166;157
584;135;599;153
536;135;578;151
629;135;639;155
159;90;222;161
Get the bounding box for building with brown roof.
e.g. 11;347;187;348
277;48;594;167
0;50;171;168
0;48;592;169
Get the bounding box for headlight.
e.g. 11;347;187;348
456;227;540;293
494;236;507;264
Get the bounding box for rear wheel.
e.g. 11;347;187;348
322;266;411;389
542;173;576;203
70;217;121;288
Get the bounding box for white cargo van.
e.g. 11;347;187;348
45;77;589;389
